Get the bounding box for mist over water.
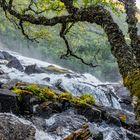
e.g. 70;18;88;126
0;35;121;82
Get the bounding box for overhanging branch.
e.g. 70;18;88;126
60;0;78;14
19;20;39;42
0;0;136;75
118;0;140;66
60;23;99;67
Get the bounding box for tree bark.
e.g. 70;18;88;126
124;69;140;122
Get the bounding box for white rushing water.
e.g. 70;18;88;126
0;113;130;140
0;50;136;140
0;49;121;109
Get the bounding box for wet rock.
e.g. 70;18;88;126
42;77;50;82
64;73;73;79
19;94;41;114
92;132;103;140
6;59;24;71
0;70;4;75
106;115;121;127
89;123;103;140
64;73;82;79
113;84;134;112
46;65;69;74
0;113;36;140
0;52;5;59
124;128;140;140
55;79;67;92
34;109;103;140
36;100;102;123
76;106;102;123
36;101;63;118
25;64;45;74
119;100;134;112
0;82;3;88
1;79;21;89
101;106;135;126
1;51;16;60
29;116;46;131
0;89;18;113
45;109;88;138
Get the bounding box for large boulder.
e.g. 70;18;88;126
0;113;36;140
46;65;69;74
0;89;18;113
32;109;103;140
25;64;45;74
35;101;63;118
18;94;41;114
6;58;24;71
76;105;102;123
1;51;16;60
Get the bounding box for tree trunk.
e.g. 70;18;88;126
123;69;140;122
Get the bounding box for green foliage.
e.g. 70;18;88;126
0;1;127;81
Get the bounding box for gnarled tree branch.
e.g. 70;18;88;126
119;0;140;66
60;0;78;14
60;23;98;67
19;20;38;42
0;0;136;76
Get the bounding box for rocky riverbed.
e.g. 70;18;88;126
0;50;139;140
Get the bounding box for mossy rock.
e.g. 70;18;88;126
46;65;69;74
12;83;96;110
80;94;96;105
12;84;57;101
58;92;96;107
59;92;72;100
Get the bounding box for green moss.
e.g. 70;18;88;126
59;92;72;100
12;84;96;108
71;94;96;107
12;84;57;101
73;98;87;107
25;84;41;94
119;115;127;123
41;88;56;99
13;88;32;95
124;70;140;98
124;69;140;122
80;94;96;105
59;93;96;107
47;66;68;73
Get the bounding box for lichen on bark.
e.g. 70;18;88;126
124;69;140;121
